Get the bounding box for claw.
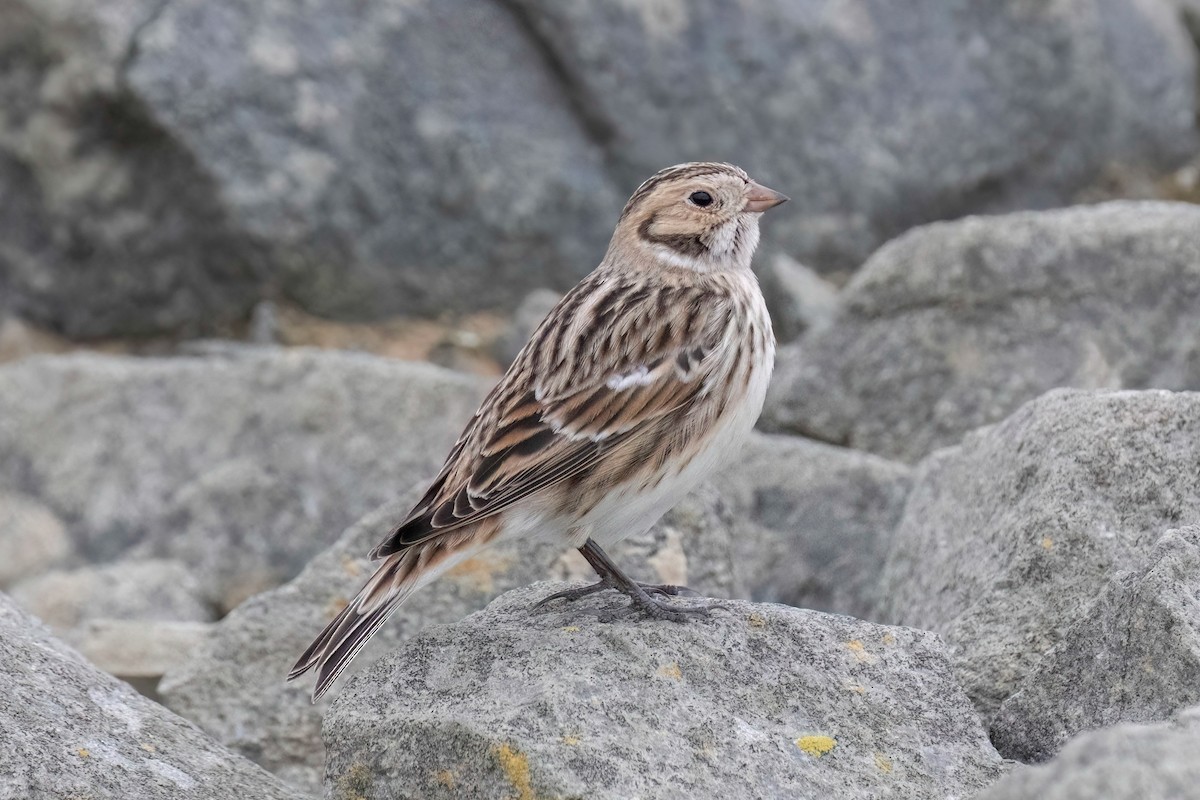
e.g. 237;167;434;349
532;539;718;623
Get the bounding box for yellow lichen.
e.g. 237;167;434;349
846;640;875;663
333;761;373;800
1041;536;1054;550
881;633;896;646
562;735;581;746
874;752;893;773
747;612;767;628
434;769;456;789
324;596;350;619
795;735;837;758
493;743;535;800
139;742;156;753
561;625;581;633
656;662;683;681
76;748;90;758
446;554;513;594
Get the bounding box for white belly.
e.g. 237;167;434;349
577;345;774;548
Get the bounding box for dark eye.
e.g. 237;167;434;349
689;191;713;207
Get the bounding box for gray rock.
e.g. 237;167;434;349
492;288;562;367
760;252;841;342
976;706;1200;800
6;1;1198;336
875;389;1200;722
764;202;1200;462
159;488;738;794
74;619;215;683
0;592;307;800
124;0;618;323
0;490;69;589
11;558;211;636
720;432;912;618
510;0;1198;276
0;349;487;609
990;525;1200;762
0;0;264;338
323;584;1005;800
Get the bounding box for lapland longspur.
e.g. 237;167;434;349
291;162;787;699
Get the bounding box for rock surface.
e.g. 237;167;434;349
763;202;1200;462
977;706;1200;800
0;490;69;589
761;252;841;342
875;390;1200;721
0;592;307;800
159;488;739;794
511;0;1197;276
11;558;210;635
492;288;562;367
4;0;1197;335
990;525;1200;762
0;348;487;609
10;558;214;685
0;0;264;338
721;432;912;619
124;0;620;323
322;584;1005;800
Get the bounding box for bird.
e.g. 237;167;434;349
289;162;787;700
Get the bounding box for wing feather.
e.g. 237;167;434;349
369;277;729;560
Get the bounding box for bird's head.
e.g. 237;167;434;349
608;162;788;273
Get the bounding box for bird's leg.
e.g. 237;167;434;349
535;538;719;622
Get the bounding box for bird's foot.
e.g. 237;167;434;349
600;586;725;623
535;579;699;607
535;578;720;622
533;538;723;622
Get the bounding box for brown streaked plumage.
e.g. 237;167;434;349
289;162;787;699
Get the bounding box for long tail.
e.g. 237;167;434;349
288;530;483;701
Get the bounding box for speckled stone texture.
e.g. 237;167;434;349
977;706;1200;800
159;489;739;795
763;203;1200;462
322;584;1005;800
0;592;306;800
876;389;1200;724
991;526;1200;762
721;432;912;619
0;348;486;611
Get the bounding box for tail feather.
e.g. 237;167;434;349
288;529;492;701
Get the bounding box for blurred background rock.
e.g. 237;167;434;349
2;1;1200;798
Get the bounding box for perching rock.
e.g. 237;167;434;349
0;349;486;609
0;592;306;800
875;390;1200;722
510;0;1197;276
990;526;1200;762
323;583;1006;800
720;432;912;619
159;488;738;794
977;706;1200;800
764;202;1200;462
0;490;69;589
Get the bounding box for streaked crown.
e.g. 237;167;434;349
608;162;787;273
